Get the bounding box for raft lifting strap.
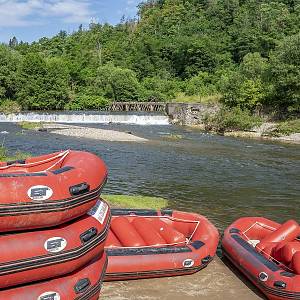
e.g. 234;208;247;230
241;222;295;272
0;150;70;172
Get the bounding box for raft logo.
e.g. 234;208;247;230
44;237;67;253
28;185;53;201
183;258;194;268
259;272;269;282
37;291;60;300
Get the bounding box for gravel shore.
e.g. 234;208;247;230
43;123;148;142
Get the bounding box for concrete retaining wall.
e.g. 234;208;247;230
166;103;220;126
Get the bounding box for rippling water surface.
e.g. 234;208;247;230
1;122;299;230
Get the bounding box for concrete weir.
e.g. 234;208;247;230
102;257;265;300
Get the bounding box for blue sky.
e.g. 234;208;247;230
0;0;140;43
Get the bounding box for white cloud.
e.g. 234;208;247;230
0;0;94;27
125;0;139;13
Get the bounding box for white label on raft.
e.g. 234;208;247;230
28;185;53;201
183;259;195;268
88;200;108;224
44;237;67;253
37;291;61;300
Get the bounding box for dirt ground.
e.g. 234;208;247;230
101;257;266;299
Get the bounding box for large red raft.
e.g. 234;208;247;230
0;252;108;300
105;208;219;281
0;199;110;289
222;217;300;300
0;150;107;232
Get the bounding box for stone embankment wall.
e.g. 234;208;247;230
166;103;220;126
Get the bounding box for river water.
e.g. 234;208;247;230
0;122;299;230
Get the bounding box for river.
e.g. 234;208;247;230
0;121;299;230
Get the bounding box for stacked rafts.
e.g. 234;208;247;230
0;150;111;299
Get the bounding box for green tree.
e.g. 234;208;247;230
268;33;300;112
0;45;21;100
97;64;141;101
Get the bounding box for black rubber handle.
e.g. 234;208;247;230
80;227;98;244
69;182;90;196
74;278;91;294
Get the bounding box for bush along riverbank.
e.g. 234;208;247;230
201;108;300;144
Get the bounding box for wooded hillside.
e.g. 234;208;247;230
0;0;299;114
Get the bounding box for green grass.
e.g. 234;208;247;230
172;92;222;104
102;194;168;209
270;119;300;137
19;121;43;130
164;134;183;141
0;146;30;162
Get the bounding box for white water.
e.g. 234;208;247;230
0;112;170;125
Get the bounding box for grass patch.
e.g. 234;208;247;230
172;92;222;104
164;134;183;141
0;146;30;162
103;194;168;209
270;119;300;137
19;121;43;130
203;107;263;133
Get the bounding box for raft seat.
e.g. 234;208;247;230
109;216;186;247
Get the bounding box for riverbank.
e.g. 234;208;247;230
21;123;148;142
224;130;300;144
101;256;265;300
189;121;300;144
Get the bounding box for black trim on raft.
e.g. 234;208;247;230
191;240;205;250
223;247;300;300
6;159;26;166
105;257;213;281
76;255;108;300
0;214;111;276
52;166;74;175
111;209;158;216
0;166;75;178
0;172;47;178
0;177;107;217
161;209;173;216
106;245;192;257
231;234;280;272
281;271;296;277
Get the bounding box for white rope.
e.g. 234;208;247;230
110;215;201;249
241;222;295;272
0;150;70;171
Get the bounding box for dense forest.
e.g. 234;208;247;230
0;0;299;116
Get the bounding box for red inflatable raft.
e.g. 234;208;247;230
0;150;107;232
0;252;107;300
222;217;300;300
105;209;219;281
0;199;110;289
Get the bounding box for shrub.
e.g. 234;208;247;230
185;72;217;96
270;119;300;136
0;99;21;114
204;107;263;133
65;95;110;110
140;77;182;102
